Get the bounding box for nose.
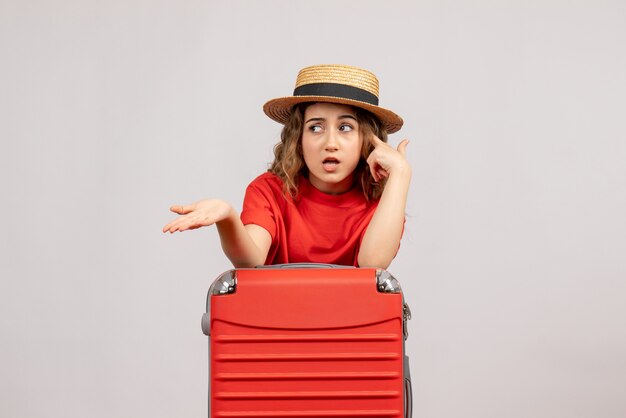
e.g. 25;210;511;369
324;130;339;151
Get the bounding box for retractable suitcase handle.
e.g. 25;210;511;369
255;263;354;269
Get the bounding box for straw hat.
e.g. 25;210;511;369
263;64;404;133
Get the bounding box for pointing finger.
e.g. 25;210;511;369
370;134;384;147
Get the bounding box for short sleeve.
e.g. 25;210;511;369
240;181;277;240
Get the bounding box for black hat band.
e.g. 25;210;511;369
293;83;379;106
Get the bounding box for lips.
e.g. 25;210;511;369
322;157;340;172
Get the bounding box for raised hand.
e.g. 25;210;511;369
162;199;232;233
366;134;411;183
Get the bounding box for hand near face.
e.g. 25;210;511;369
162;199;232;233
366;135;411;183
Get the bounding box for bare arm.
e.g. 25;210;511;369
216;213;271;267
163;199;271;267
358;136;411;269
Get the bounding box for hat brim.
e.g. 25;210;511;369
263;95;404;134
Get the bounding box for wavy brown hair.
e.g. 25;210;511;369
268;103;389;201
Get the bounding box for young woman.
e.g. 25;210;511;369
162;64;411;269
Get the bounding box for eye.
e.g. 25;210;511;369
309;125;322;133
339;123;354;132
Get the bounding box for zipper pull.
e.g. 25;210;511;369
403;302;412;340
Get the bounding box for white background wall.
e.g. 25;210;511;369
2;1;625;417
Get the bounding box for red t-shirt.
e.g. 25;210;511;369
240;172;379;266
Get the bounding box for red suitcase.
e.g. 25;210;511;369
201;264;412;417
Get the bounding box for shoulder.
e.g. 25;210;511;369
247;172;284;192
244;172;290;206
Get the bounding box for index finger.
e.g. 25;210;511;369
370;133;385;146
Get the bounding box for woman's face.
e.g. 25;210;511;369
301;102;363;194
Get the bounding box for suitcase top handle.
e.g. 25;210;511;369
255;263;354;269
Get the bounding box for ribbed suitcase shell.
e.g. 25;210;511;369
205;267;406;417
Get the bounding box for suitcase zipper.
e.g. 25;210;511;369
402;302;412;340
